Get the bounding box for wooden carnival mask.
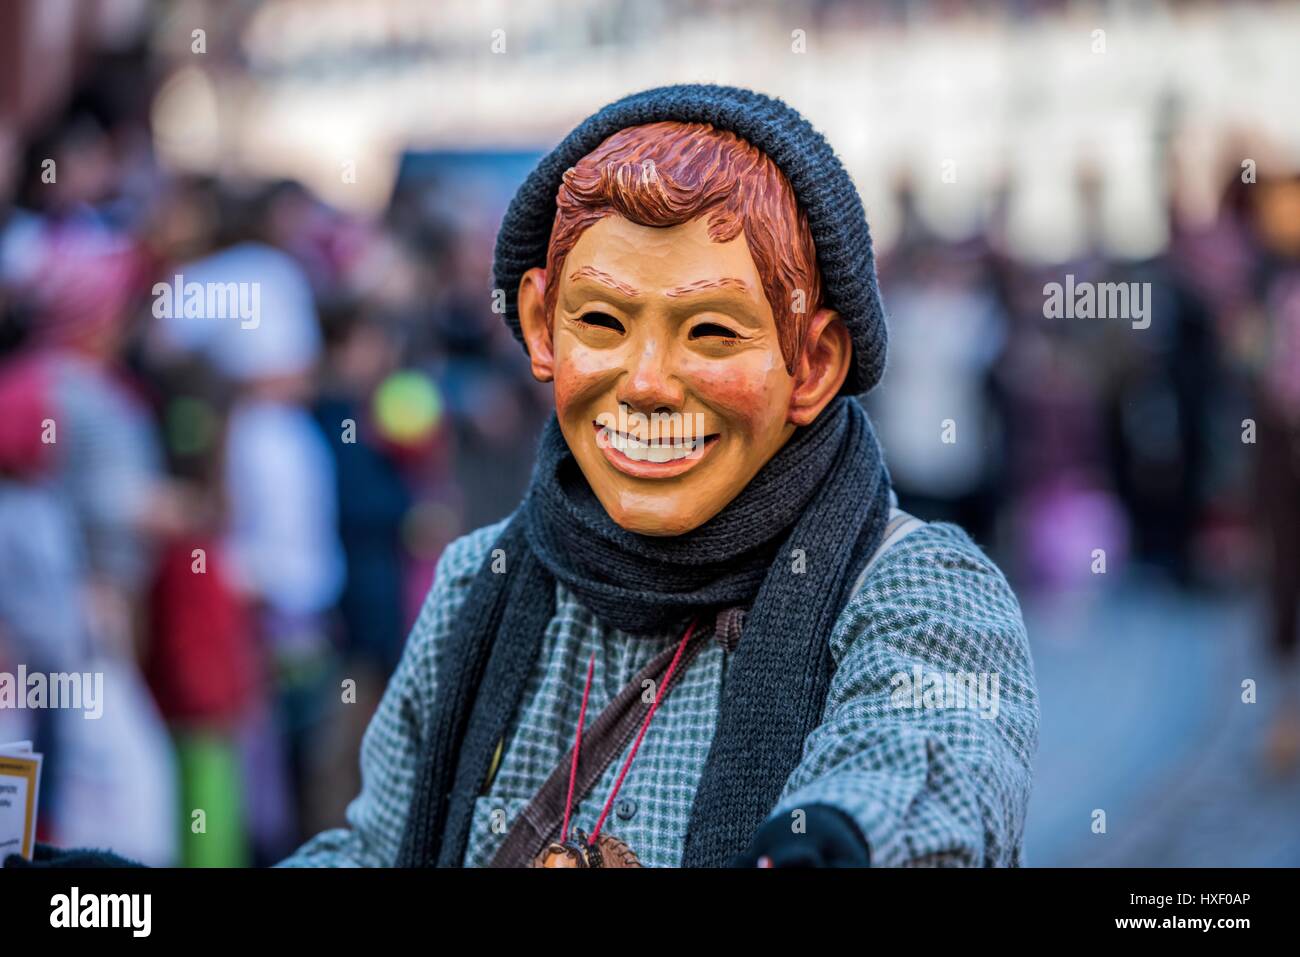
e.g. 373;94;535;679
517;121;851;537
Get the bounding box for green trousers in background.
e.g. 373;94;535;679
173;730;248;868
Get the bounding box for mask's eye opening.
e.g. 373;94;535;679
575;311;625;333
690;322;741;339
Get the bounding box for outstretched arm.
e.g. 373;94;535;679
752;523;1039;867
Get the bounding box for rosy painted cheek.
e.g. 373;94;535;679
553;342;622;418
683;354;791;438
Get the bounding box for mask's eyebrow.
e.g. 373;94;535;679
567;266;642;299
665;277;752;298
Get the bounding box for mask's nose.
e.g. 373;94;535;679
615;337;684;415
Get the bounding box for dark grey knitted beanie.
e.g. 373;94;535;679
492;84;888;396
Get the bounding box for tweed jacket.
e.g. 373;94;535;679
280;514;1038;868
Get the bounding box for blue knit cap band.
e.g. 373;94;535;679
492;84;888;396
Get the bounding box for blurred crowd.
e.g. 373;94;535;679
0;33;1298;866
872;161;1300;776
0;48;549;865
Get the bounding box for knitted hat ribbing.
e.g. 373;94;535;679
491;84;888;396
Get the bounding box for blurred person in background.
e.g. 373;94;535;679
382;176;548;538
153;190;346;861
1101;207;1220;590
1243;171;1300;772
0;217;180;865
310;296;425;827
143;356;259;867
315;299;411;670
0;355;85;818
872;198;1008;545
991;261;1128;594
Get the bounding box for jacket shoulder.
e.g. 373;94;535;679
837;520;1030;670
405;513;514;659
435;514;513;590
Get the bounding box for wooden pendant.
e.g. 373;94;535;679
532;830;642;868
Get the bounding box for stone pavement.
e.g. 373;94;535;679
1020;572;1300;866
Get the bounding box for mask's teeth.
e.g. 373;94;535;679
599;425;709;462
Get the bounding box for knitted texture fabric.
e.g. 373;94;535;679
396;397;893;867
524;395;879;635
396;519;555;868
492;84;889;396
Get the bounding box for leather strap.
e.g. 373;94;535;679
488;619;714;867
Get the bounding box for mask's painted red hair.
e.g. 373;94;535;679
545;121;822;372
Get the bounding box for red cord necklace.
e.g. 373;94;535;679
538;616;699;868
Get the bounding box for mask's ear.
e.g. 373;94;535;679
788;307;852;426
518;267;554;382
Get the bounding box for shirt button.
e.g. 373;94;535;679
615;797;637;821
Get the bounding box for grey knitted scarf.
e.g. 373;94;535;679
397;395;892;867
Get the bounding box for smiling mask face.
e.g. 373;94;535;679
545;214;797;536
515;122;853;537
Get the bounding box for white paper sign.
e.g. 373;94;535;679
0;741;42;861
